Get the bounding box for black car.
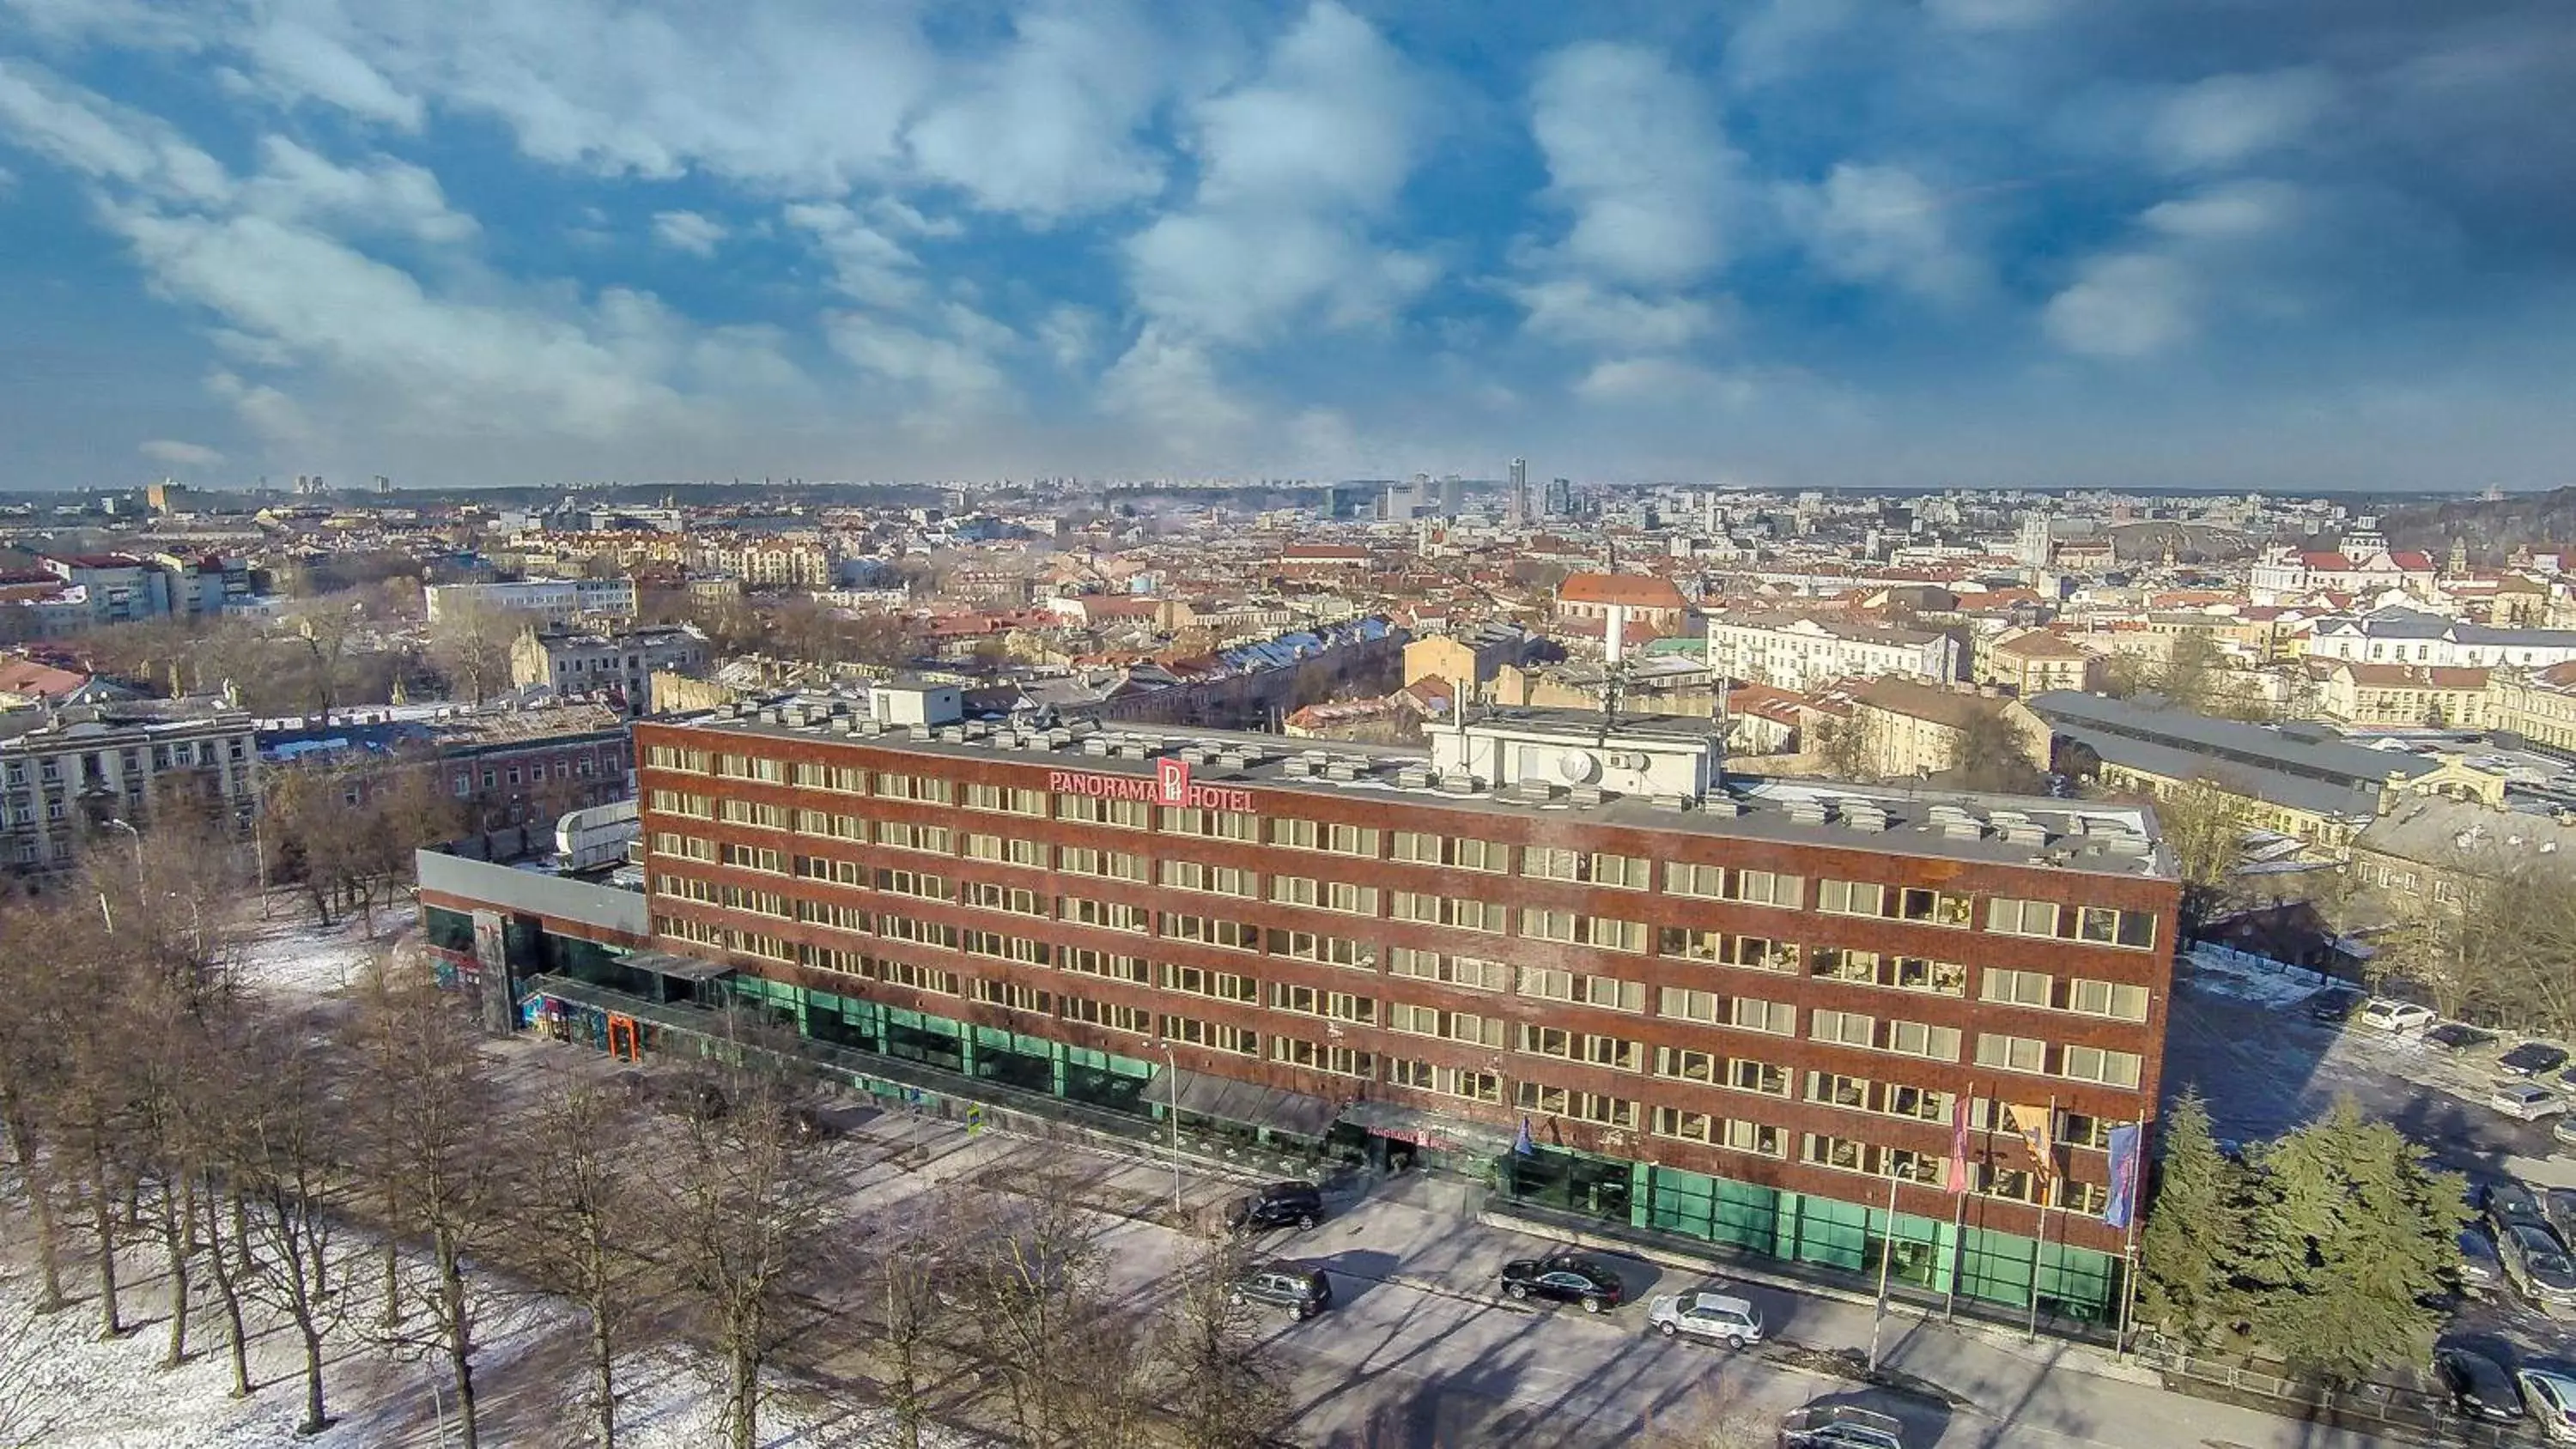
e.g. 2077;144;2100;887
2482;1179;2554;1241
2425;1023;2494;1053
1228;1262;1333;1319
2501;1043;2573;1077
1225;1182;1325;1234
2307;987;2365;1023
1500;1253;1625;1313
2434;1347;2527;1424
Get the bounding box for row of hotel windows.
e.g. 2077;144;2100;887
649;851;2154;1026
641;779;2160;950
645;898;2148;1090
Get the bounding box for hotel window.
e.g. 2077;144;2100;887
1728;869;1803;907
1730;998;1797;1035
1159;859;1260;897
1655;1046;1720;1083
962;833;1006;862
1975;1033;2050;1075
1898;887;1973;927
1267;930;1373;969
1516;1085;1638;1130
873;868;952;901
719;843;783;873
1163;964;1261;1003
959;882;1046;917
1160;807;1260;840
1810;1009;1876;1048
970;979;1053;1014
1981;968;2053;1008
2068;978;2152;1022
1519;907;1578;943
1065;897;1151;933
1326;991;1376;1024
798;809;866;840
1986;897;2061;938
1724;1120;1787;1157
1728;1058;1791;1096
1160;1016;1261;1057
1664;862;1726;899
1002;787;1046;816
1270;875;1321;906
1817;879;1886;918
1892;957;1967;996
1325;823;1379;858
1386;1003;1505;1047
1453;837;1509;872
1388;949;1509;991
878;915;959;950
651;790;714;818
874;773;952;804
1321;881;1379;916
1518;967;1646;1013
1391;832;1507;870
1590;852;1652;889
1521;846;1584;882
1723;935;1798;973
1273;982;1322;1016
1581;917;1649;953
2059;1113;2115;1150
1385;1058;1437;1089
877;822;951;854
1812;947;1878;985
1884;1020;1962;1062
799;943;866;976
654;833;715;862
1884;1085;1952;1124
1061;997;1153;1033
1880;1148;1943;1185
1061;949;1151;984
963;783;1002;810
647;745;683;769
1437;1067;1504;1104
1801;1134;1870;1173
1805;1071;1871;1109
963;931;1050;966
1271;818;1319;850
796;900;874;932
1979;1165;2042;1204
1390;831;1441;864
1054;846;1141;880
792;761;862;791
1660;926;1725;963
1658;986;1722;1023
1271;1038;1376;1077
1653;1106;1716;1144
793;854;861;885
2076;906;2159;949
2061;1045;2145;1088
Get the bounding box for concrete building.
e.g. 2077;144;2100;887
2305;609;2576;671
1984;632;2101;698
39;555;173;625
1705;615;1964;693
422;702;2178;1326
2488;665;2576;756
2316;663;2490;730
0;702;259;870
426;578;640;626
1402;624;1528;703
1556;574;1692;635
510;625;708;717
1849;681;2049;782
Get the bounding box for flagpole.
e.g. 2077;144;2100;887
1943;1084;1977;1324
1868;1171;1902;1372
2026;1094;2057;1343
2116;1115;2149;1358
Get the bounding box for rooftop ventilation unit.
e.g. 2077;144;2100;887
1437;773;1478;795
1216;749;1252;771
1047;729;1073;749
1569;784;1608;808
1323;759;1364;782
1701;796;1745;817
1394;766;1433;790
1081;737;1113;756
1649;794;1691;812
907;723;934;741
1840;803;1893;833
1784;798;1832;827
834;717;859;735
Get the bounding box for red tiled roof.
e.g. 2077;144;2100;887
1557;572;1688;610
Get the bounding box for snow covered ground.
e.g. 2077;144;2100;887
226;902;400;1000
2178;947;2335;1009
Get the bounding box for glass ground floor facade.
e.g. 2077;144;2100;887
1504;1143;2125;1325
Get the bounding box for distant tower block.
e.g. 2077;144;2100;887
1509;457;1529;524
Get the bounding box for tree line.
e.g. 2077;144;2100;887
0;825;1292;1449
2136;1091;2468;1385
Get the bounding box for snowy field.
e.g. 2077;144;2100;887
2177;947;2335;1009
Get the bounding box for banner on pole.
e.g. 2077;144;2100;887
2007;1102;2057;1185
1945;1094;1972;1194
2104;1122;2144;1229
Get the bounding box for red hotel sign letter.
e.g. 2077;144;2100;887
1047;761;1255;812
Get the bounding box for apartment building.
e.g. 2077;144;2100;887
509;625;708;717
1983;632;2100;697
2488;665;2576;756
2316;663;2490;730
2306;609;2576;671
0;702;258;870
425;578;640;625
427;696;2178;1324
1705;615;1963;692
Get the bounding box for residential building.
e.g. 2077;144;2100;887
39;555;173;625
1849;680;2048;781
0;702;258;870
2350;795;2576;913
2317;663;2490;730
1984;632;2100;697
1556;573;1692;635
426;578;640;625
2488;665;2576;756
1706;615;1963;693
2306;609;2576;671
2248;545;2437;600
510;625;709;717
422;699;2178;1326
1402;624;1528;702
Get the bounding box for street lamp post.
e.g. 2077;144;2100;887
1145;1039;1182;1217
99;817;144;934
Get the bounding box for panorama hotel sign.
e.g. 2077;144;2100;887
1045;758;1255;812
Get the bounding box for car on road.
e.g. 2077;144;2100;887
2426;1022;2494;1053
2517;1368;2576;1441
2503;1223;2576;1310
2484;1180;2556;1241
2548;1189;2576;1246
2502;1043;2573;1076
2459;1228;2506;1297
1646;1288;1765;1349
2493;1082;2569;1121
2555;1116;2576;1150
2435;1347;2527;1424
1778;1404;1905;1449
2360;998;2436;1034
2307;986;2365;1023
1500;1253;1626;1313
1227;1261;1333;1320
1224;1182;1325;1234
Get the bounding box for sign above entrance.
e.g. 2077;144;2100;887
1046;761;1255;812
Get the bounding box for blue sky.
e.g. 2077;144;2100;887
2;0;2572;492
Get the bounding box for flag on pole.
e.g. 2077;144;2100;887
1514;1117;1535;1157
2104;1122;2144;1229
2007;1102;2056;1185
1944;1094;1972;1194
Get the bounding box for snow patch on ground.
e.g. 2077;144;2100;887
227;904;404;1000
2178;948;2334;1008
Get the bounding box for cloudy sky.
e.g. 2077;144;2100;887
3;1;2572;493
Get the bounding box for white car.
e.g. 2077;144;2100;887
2520;1368;2576;1441
2360;999;2435;1034
2494;1082;2569;1122
1645;1288;1765;1349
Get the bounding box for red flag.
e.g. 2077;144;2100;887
1945;1094;1972;1194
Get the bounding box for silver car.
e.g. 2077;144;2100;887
2505;1222;2576;1310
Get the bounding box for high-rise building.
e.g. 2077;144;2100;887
422;694;2182;1326
1508;458;1529;524
1544;476;1574;517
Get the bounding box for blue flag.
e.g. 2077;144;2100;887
1514;1117;1535;1156
2104;1123;2144;1229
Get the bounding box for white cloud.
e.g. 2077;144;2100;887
1509;278;1722;351
824;310;1015;426
1528;42;1739;288
1100;324;1258;464
651;209;726;257
2142;179;2303;242
138;438;222;467
2148;69;2336;173
0;60;231;203
240;12;422;129
783;201;920;308
1923;0;2067;32
906;0;1170;222
239;136;476;242
1128;212;1433;345
1574;355;1753;407
2042;252;2198;358
1778;161;1986;306
1036;304;1102;371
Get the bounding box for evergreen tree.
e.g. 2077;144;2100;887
2241;1097;2467;1384
2136;1090;2249;1347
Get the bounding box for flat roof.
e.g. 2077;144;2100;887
652;708;2173;882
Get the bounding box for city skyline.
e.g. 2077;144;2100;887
3;1;2573;494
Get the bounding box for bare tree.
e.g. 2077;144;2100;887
428;599;529;707
517;1067;654;1449
233;1010;352;1435
1156;1238;1290;1449
2151;774;2256;930
954;1167;1113;1449
859;1199;961;1449
0;900;74;1314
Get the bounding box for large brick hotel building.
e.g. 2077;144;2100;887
424;688;2177;1325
